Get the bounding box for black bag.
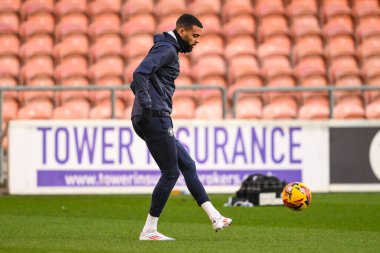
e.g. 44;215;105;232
225;174;287;207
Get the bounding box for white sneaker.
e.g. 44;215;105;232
139;231;175;241
212;216;232;232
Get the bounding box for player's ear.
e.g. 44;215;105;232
178;27;186;36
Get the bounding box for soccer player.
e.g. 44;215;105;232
130;14;232;241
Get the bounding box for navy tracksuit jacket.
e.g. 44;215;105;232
130;32;209;217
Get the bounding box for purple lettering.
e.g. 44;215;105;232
55;127;69;164
289;127;302;164
119;127;134;164
176;127;190;152
37;127;52;164
74;127;97;164
271;127;284;164
214;127;229;164
195;127;208;164
102;127;114;164
147;149;152;164
232;127;247;164
251;127;266;163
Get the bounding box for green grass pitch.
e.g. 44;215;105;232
0;193;379;253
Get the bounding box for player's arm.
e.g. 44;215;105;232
132;44;174;110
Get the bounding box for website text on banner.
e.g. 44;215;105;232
9;120;329;194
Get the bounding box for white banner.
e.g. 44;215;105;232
8;120;329;194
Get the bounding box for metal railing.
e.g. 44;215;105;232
232;85;380;118
0;84;227;184
2;83;379;185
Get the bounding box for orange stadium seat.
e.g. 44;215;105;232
228;76;264;119
22;0;54;8
189;0;222;16
156;14;178;33
90;58;124;83
124;56;144;83
52;105;87;119
366;99;380;119
356;16;380;43
55;21;87;44
0;64;18;102
21;1;54;28
174;75;194;106
178;54;191;78
121;13;156;37
52;97;90;119
293;37;324;64
54;37;89;66
358;39;380;61
258;42;291;70
362;60;380;105
353;0;380;18
55;59;89;103
335;72;363;102
89;98;125;119
258;14;289;44
121;0;154;19
3;97;19;122
89;19;122;45
195;97;223;119
20;58;54;103
225;35;257;60
17;98;53;120
262;96;298;119
89;57;126;104
52;98;91;119
292;13;320;32
198;14;223;36
323;0;351;21
235;96;263;119
0;1;20;29
223;0;253;22
20;18;54;47
55;1;88;29
20;36;52;57
89;0;121;27
193;55;226;82
155;0;186;18
288;0;318;17
191;34;224;61
124;105;133;120
0;23;20;57
123;34;153;60
326;35;355;60
333;95;365;119
228;55;260;84
171;92;196;119
296;63;328;101
257;1;285;15
193;55;227;101
90;39;124;64
329;56;359;83
224;14;256;38
0;54;20;83
265;67;297;102
299;96;330;119
228;76;263;100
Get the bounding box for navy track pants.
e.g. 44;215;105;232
132;116;210;217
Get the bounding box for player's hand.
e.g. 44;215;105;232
139;108;152;126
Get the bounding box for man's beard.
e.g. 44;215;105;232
173;29;193;53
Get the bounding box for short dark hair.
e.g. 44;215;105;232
176;14;203;30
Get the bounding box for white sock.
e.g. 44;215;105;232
201;201;221;220
142;214;158;233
